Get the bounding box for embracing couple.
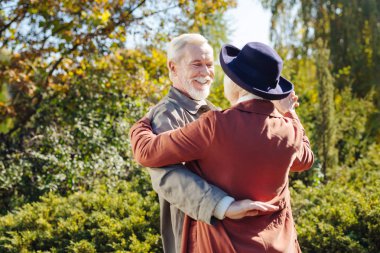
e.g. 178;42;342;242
129;33;314;253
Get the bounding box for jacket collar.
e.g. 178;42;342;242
167;86;216;114
236;93;264;104
233;99;284;118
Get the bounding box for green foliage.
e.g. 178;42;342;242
259;0;380;138
0;173;161;253
0;0;237;214
0;50;159;213
334;88;376;167
0;1;379;252
280;48;377;185
291;144;380;253
0;0;236;132
261;0;380;91
208;65;230;109
315;41;337;177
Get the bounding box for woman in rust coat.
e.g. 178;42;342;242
130;42;314;253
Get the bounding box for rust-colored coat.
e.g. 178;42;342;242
130;99;314;253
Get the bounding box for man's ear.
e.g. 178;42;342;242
168;61;176;76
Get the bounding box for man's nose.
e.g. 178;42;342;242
200;65;212;76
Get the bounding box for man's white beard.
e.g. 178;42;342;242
185;79;210;101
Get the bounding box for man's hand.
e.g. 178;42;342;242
224;199;279;219
273;91;299;115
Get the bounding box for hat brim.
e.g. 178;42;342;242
220;44;294;100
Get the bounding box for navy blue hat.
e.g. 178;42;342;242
220;42;293;100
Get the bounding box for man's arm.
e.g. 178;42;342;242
146;106;231;223
148;165;232;222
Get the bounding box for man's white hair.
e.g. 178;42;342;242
167;33;210;63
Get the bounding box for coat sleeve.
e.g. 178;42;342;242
129;112;215;168
140;107;226;224
286;111;315;172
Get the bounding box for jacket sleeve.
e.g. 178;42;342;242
143;108;226;224
286;111;315;172
130;112;215;168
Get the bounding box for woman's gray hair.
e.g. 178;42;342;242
224;75;266;100
167;33;210;63
224;75;248;95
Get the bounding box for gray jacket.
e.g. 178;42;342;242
149;87;228;253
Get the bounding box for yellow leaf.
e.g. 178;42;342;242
116;53;123;61
76;69;84;75
81;11;87;18
101;10;111;24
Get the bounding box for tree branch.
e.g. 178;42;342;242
0;3;28;37
133;4;179;22
44;43;80;87
128;0;147;17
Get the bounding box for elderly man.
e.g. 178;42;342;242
130;42;314;252
146;34;277;253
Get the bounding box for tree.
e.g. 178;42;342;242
259;0;380;137
0;0;237;212
258;0;379;174
315;40;336;180
0;0;236;133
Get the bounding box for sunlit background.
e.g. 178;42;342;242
0;0;379;252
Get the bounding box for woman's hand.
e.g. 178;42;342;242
273;91;299;115
224;199;279;219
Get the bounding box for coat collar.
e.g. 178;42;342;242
167;86;217;114
236;93;264;103
233;99;284;118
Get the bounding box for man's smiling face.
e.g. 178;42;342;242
173;43;215;100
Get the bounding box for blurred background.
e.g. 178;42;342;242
0;0;379;252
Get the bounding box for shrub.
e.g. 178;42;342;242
0;172;161;253
291;144;380;253
0;60;152;213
